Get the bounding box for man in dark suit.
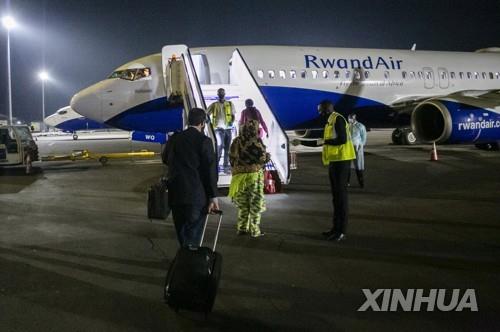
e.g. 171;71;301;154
163;108;219;247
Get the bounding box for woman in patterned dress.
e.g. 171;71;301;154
228;120;269;237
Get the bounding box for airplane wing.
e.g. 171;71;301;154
390;89;500;110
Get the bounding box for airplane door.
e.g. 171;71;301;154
423;67;435;89
230;49;290;184
438;67;449;89
162;45;210;126
162;45;225;183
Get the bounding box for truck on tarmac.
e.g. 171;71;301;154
0;125;39;174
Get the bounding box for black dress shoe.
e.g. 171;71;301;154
322;229;335;237
327;233;346;242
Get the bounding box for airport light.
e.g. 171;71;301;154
1;16;16;30
38;71;49;81
2;15;17;125
38;70;50;131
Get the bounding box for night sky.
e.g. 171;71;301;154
0;0;499;123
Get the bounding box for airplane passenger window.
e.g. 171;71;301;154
474;72;479;79
402;71;407;79
364;71;370;79
322;70;329;79
384;71;390;79
257;70;264;79
482;72;487;79
289;70;297;79
418;71;423;79
440;71;447;79
450;72;456;79
354;71;361;80
301;70;307;79
489;72;494;79
57;110;68;115
268;70;275;79
345;70;351;79
311;70;318;79
279;70;286;79
409;71;415;79
459;72;464;79
467;72;472;79
333;70;340;79
496;72;500;79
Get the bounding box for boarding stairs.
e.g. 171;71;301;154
162;45;289;187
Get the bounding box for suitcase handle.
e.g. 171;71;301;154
200;210;223;251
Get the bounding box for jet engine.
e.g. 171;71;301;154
411;99;500;144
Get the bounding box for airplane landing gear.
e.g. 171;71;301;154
392;127;418;145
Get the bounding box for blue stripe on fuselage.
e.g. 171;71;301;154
57;117;109;132
260;86;392;129
101;87;394;132
105;97;183;133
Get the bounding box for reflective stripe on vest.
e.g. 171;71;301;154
211;101;233;127
322;112;356;165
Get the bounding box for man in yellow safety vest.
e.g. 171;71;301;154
207;88;236;173
318;100;356;242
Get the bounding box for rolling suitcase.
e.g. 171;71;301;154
147;177;170;219
164;210;223;313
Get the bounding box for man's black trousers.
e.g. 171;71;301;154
171;205;206;247
328;160;350;235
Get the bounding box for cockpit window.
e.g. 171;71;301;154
108;68;151;81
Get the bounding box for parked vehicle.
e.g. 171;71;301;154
0;125;39;174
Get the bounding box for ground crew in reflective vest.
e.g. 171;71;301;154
207;88;236;173
318;100;356;242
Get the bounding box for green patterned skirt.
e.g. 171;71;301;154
228;170;266;236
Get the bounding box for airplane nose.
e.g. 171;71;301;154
70;86;102;121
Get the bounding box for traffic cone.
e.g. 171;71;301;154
430;142;438;161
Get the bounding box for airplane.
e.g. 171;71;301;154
44;106;110;132
44;105;167;144
70;45;500;183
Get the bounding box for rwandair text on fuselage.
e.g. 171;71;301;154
305;54;403;70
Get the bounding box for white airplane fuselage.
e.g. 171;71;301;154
44;106;109;132
71;45;500;144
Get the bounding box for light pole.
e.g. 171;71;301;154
38;71;49;131
2;16;16;125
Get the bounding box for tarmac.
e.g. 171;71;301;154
0;130;499;332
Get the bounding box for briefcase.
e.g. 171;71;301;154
147;177;170;219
